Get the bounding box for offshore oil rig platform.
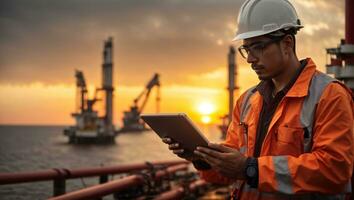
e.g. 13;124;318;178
64;38;117;144
63;38;161;144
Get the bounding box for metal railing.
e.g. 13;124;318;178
0;160;189;198
48;164;189;200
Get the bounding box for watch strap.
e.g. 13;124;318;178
245;157;259;188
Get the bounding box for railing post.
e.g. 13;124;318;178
53;178;66;196
96;175;109;200
99;174;109;184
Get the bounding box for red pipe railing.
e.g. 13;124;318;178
0;160;188;185
48;164;189;200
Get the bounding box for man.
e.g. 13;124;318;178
163;0;353;199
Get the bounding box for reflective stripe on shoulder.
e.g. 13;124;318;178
241;74;351;196
273;72;336;194
300;72;336;152
239;86;257;156
240;86;257;122
300;73;352;194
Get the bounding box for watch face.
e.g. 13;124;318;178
247;166;256;177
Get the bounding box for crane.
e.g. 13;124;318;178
120;73;161;132
73;70;102;114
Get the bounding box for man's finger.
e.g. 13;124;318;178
162;137;172;143
196;146;224;158
173;149;184;154
194;150;220;166
208;143;235;153
168;143;180;150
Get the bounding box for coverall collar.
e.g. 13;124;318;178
285;57;316;98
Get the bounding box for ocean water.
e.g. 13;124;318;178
0;125;222;199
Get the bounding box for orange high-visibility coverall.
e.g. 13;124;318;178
199;58;354;199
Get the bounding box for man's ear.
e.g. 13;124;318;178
282;35;294;54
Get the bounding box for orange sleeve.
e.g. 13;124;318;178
198;91;246;184
258;83;354;194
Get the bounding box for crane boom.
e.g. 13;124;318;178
133;73;160;113
74;70;88;112
75;70;87;90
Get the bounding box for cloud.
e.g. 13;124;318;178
0;0;345;87
289;0;344;71
0;0;346;125
187;67;226;88
0;0;241;85
302;22;330;36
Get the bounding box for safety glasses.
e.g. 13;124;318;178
238;37;284;59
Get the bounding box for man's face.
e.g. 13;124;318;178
240;35;286;80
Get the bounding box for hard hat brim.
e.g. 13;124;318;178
232;25;304;41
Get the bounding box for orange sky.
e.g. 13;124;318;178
0;67;259;126
0;0;345;126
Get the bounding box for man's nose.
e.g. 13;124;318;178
246;52;257;64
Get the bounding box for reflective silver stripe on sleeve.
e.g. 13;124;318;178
300;72;335;152
272;156;293;194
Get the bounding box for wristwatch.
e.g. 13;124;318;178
245;157;258;187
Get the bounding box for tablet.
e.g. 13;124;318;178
140;113;209;159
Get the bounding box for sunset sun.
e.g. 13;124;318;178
197;102;216;124
197;102;215;115
201;115;211;124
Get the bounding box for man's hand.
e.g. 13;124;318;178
194;143;248;179
162;137;194;161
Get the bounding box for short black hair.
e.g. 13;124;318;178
265;28;298;53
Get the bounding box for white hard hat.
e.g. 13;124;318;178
233;0;303;41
